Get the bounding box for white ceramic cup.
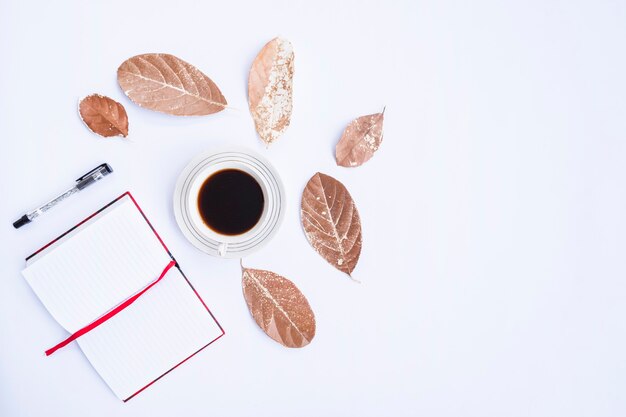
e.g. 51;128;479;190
174;148;285;258
187;162;269;256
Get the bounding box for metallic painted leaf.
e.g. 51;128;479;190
248;37;294;145
117;53;227;116
335;109;385;167
78;94;129;138
301;172;362;278
242;266;316;348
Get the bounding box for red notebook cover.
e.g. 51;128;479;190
25;191;225;401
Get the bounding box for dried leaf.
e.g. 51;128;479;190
117;53;227;116
335;109;385;167
301;172;362;278
248;37;294;145
242;266;316;348
78;94;129;138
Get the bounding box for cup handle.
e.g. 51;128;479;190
218;242;228;257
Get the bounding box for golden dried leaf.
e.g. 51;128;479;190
242;266;316;348
78;94;129;138
117;53;227;116
335;109;385;167
301;172;362;278
248;37;294;145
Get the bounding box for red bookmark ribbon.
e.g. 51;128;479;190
45;260;177;356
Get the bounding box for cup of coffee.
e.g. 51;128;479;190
174;148;285;258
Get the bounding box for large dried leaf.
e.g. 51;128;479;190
301;172;362;278
248;37;294;145
242;266;315;348
117;53;227;116
78;94;129;138
335;109;385;167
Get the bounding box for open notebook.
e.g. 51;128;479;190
22;192;224;401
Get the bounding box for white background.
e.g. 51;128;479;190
1;1;625;416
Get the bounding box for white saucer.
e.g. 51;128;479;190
173;148;285;258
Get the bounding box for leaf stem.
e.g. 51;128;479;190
347;272;361;284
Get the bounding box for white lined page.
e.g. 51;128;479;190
21;194;223;400
22;197;172;332
77;267;223;400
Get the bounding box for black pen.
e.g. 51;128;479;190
13;163;114;229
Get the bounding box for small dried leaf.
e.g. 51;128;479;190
242;266;316;348
248;37;294;145
78;94;129;138
117;53;227;116
335;109;385;167
301;172;362;277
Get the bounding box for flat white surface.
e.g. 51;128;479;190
0;0;625;416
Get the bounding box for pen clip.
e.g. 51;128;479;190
76;163;113;183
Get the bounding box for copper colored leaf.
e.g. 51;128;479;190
78;94;129;138
335;109;385;167
242;266;316;348
301;172;362;278
248;37;294;145
117;53;227;116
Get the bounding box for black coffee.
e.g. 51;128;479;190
197;169;264;236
